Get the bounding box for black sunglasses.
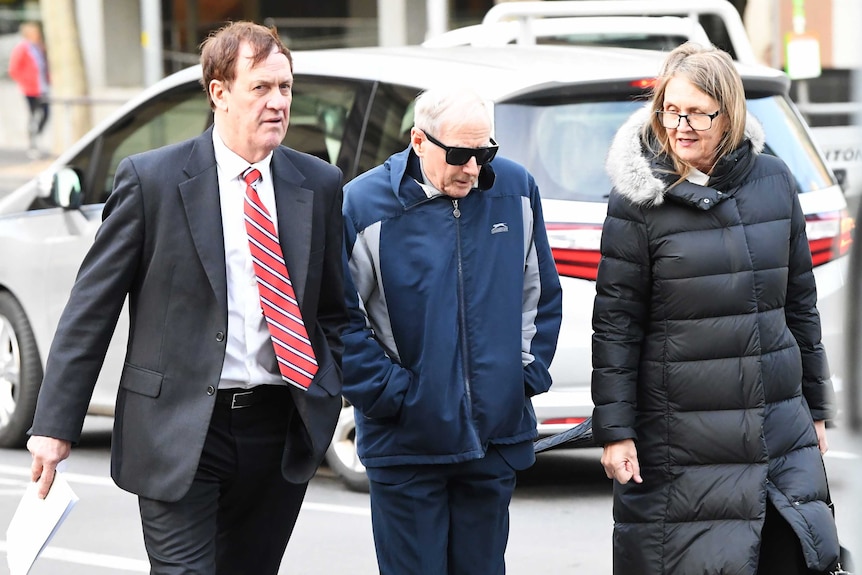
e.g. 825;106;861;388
423;131;499;166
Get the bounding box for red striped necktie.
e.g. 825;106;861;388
243;167;317;390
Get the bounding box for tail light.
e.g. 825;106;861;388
546;223;603;280
630;78;657;90
541;417;587;426
545;209;853;278
806;209;855;266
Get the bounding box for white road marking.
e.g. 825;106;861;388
0;476;27;486
0;541;150;572
0;463;370;570
303;501;370;516
0;463;115;486
0;502;368;572
824;450;860;460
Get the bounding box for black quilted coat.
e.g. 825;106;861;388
591;107;840;574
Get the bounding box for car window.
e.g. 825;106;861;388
494;93;836;203
747;95;834;192
537;33;691;52
355;83;419;177
495;99;640;202
80;77;360;206
285;77;359;166
89;83;211;205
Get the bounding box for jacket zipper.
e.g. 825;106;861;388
453;199;479;446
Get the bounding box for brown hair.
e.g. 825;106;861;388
199;21;291;110
645;42;746;177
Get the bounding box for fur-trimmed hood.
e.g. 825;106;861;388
605;104;766;207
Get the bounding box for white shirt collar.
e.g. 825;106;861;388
212;125;274;182
686;167;710;186
416;158;444;199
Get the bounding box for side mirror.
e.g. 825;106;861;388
51;167;83;209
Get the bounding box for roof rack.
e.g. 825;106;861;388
481;0;756;65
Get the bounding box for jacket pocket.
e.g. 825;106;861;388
119;363;164;398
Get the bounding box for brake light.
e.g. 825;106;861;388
630;78;657;90
806;209;855;266
542;417;587;426
546;210;854;277
546;223;603;280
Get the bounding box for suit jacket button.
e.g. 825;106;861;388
216;331;225;342
206;386;216;396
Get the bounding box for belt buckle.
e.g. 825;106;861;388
230;390;255;409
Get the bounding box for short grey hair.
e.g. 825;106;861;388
413;87;492;137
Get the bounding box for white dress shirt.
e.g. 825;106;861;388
212;127;284;389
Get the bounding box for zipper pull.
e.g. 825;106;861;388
452;199;461;218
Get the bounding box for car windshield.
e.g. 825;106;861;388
537;33;690;52
494;94;835;203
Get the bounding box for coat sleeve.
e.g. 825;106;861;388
783;174;835;420
30;156;145;441
522;177;563;397
340;196;413;419
591;190;651;445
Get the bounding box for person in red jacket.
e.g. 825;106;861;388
8;21;50;159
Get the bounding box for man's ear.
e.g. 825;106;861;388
210;80;228;111
410;127;423;156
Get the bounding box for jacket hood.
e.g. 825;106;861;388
606;104;766;207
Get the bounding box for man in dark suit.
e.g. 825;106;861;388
26;21;346;573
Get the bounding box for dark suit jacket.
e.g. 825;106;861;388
30;127;347;501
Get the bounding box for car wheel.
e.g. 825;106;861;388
0;292;43;448
325;402;369;492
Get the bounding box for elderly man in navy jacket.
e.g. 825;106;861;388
342;86;563;575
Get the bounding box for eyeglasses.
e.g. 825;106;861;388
423;131;499;166
655;110;721;131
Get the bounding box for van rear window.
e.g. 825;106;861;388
494;94;835;202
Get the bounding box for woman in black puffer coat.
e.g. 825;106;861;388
591;42;841;575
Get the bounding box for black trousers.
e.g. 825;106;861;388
25;95;49;139
757;501;820;575
138;386;307;575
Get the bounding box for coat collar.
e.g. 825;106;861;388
385;146;496;209
605;104;765;207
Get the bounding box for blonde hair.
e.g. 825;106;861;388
645;42;746;177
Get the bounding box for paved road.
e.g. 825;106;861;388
0;415;859;574
0;416;617;574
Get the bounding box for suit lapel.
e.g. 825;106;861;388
178;129;228;312
271;148;313;308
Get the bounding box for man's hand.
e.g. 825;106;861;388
814;420;828;454
27;435;72;499
601;438;643;485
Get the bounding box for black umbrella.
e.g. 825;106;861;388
533;416;597;453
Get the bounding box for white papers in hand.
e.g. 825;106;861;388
6;472;79;575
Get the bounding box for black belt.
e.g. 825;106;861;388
216;385;289;409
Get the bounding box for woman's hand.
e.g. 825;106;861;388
601;439;643;484
814;420;828;454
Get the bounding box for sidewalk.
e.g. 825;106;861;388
0;77;139;193
0;77;55;192
0;148;55;194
